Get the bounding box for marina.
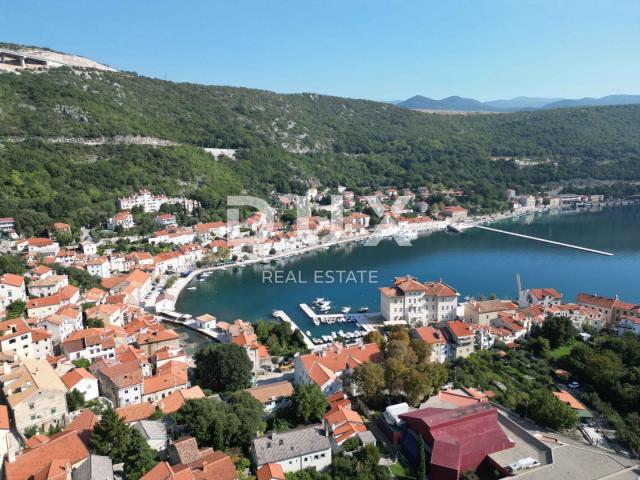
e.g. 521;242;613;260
175;206;640;339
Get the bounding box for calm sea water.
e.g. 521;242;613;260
175;206;640;336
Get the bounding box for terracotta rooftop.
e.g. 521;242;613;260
4;431;89;480
244;381;294;404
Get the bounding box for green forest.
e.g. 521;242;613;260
1;66;640;233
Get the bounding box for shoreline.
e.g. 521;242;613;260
165;202;634;318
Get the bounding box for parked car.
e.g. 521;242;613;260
568;381;580;388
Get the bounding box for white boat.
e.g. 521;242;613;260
198;278;206;282
358;307;368;313
319;305;331;312
306;330;312;336
332;332;337;339
313;297;324;304
341;306;351;314
187;287;197;291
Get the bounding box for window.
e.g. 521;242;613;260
31;415;36;420
51;408;56;414
29;403;35;410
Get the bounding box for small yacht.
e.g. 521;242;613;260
319;304;331;312
341;306;351;314
187;286;197;291
313;297;325;305
306;330;312;337
358;306;369;313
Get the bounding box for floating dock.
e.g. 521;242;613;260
298;303;358;325
474;225;614;256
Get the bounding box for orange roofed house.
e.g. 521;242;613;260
4;430;90;480
0;273;27;308
294;343;381;395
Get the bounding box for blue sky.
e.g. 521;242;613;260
1;0;639;101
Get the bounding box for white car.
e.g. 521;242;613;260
568;381;580;388
507;457;540;473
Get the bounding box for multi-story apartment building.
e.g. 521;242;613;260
413;326;448;363
117;189;198;213
576;293;638;325
379;276;458;325
442;321;475;360
0;318;34;359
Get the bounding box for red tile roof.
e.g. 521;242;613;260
61;368;96;389
256;463;285;480
4;431;89;480
116;402;156;423
445;321;474;339
414;326;446;345
158;386;205;414
298;343;381;388
0;405;9;430
0;273;25;287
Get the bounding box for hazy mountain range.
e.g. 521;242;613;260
395;94;640;112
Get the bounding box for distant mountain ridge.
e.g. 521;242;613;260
397;94;640;112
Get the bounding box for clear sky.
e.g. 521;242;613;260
1;0;639;101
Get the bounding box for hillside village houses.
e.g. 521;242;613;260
1;185;640;479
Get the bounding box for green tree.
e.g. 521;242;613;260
539;316;577;349
402;368;430;406
354;362;386;403
528;390;578;430
90;408;131;463
527;336;551;358
72;358;91;369
175;395;264;453
0;255;26;275
6;300;26;319
364;331;385;350
66;389;85;412
195;343;253;392
342;437;360;452
291;384;328;424
124;428;158;480
85;317;105;328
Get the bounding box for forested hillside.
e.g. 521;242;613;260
1;65;640;233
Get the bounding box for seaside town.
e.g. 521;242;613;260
0;185;638;480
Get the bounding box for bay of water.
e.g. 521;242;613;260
175;206;640;336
